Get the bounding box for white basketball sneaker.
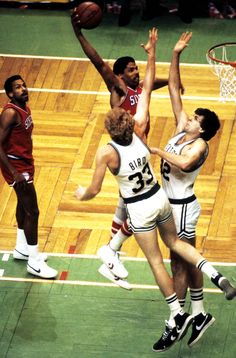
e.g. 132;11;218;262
27;257;58;279
97;245;128;279
98;264;131;290
13;248;48;262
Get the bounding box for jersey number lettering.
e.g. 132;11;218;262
128;162;154;193
160;158;171;181
130;94;139;106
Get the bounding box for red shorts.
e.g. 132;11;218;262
0;158;34;186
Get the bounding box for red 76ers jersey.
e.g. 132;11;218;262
1;102;33;162
120;86;150;135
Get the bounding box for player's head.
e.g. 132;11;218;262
113;56;139;88
195;108;220;141
4;75;28;102
105;107;135;146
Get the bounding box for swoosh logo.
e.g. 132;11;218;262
28;264;41;273
196;316;208;331
171;335;176;341
108;263;114;270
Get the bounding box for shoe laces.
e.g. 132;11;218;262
161;321;173;340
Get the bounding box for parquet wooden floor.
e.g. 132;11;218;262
0;55;236;262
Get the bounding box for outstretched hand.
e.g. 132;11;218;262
141;27;158;55
71;8;82;34
174;32;192;54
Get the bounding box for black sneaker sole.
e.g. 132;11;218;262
220;279;236;300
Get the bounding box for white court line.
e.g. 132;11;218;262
0;275;224;294
0;53;211;67
0;251;235;290
1;250;236;266
0;88;223;102
2;253;10;261
0;54;223;101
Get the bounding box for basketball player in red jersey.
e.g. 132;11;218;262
71;17;176;286
0;75;57;279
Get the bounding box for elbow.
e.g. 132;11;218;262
180;161;191;171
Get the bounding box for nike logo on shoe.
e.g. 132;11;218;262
170;335;177;341
108;262;114;270
196;316;208;331
27;264;41;274
176;327;181;334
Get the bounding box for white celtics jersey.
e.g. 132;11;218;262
109;133;157;200
161;132;208;200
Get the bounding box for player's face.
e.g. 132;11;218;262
185;113;204;134
10;79;29;103
122;62;140;89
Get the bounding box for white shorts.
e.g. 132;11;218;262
170;198;200;241
125;186;172;233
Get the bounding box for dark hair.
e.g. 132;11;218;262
113;56;135;75
195;108;220;141
4;75;23;96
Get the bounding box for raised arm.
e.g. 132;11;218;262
134;28;157;139
71;11;123;93
169;32;192;133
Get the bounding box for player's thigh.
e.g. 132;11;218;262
135;230;163;263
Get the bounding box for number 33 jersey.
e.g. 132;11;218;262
109;133;157;200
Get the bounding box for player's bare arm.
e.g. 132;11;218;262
134;28;157;140
71;13;125;95
150;138;207;171
75;145;118;201
169;32;192;133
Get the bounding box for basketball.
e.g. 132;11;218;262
73;2;103;30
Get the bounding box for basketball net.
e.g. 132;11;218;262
206;43;236;102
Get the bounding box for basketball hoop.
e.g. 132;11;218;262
206;42;236;102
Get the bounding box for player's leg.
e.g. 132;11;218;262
98;196;132;279
134;229;193;352
167;200;215;346
158;216;236;300
13;183;57;278
13;199;29;258
97;220;130;279
187;262;215;347
110;196;127;238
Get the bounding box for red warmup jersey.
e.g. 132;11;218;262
2;102;33;161
119;86;150;135
0;102;34;185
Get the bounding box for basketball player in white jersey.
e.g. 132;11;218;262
150;32;221;351
75;28;236;352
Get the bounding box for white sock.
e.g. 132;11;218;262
27;244;39;260
167;298;185;327
190;287;205;316
166;293;183;327
15;228;28;253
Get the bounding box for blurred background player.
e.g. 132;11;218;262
0;75;58;279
